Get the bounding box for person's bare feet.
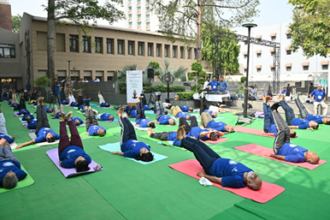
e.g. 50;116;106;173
66;111;73;121
84;106;88;111
265;96;270;103
116;107;125;117
147;128;155;136
176;126;186;141
59;113;66;122
89;106;92;110
37;97;44;105
279;95;284;101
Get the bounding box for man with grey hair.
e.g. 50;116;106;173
0;138;27;189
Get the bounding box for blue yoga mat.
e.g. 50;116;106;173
144;110;155;114
89;103;98;106
99;142;168;165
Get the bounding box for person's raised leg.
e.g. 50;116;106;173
124;117;137;140
40;102;50;128
179;117;191;133
58;113;71;155
295;94;309;119
279;97;295;125
190;116;198;128
60;104;64;113
88;107;98;126
272;107;290;153
84;107;92;130
35;98;45;134
263;98;273;132
155;101;162;120
117;108;130;145
0;143;4;161
66;112;83;149
201;112;213;127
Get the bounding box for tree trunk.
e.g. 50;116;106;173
47;0;55;80
197;0;202;62
224;69;226;77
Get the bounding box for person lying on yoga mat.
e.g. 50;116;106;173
10;102;19;110
84;106;106;137
26;118;37;129
261;97;296;138
295;92;330;125
98;91;110;107
201;112;234;132
45;106;54;113
22;114;34;121
58;112;91;172
111;107;154;162
144;105;154;110
135;119;155;128
203;110;217;118
170;106;192;120
17;109;30;116
61;100;69;105
52;104;65;119
0;138;27;189
180;105;193;112
125;105;137;118
265;103;320;164
96;113;114;121
16;98;60;149
155;101;175;125
135;99;155;128
278;95;318;130
147;127;182;147
70;117;83;126
176;126;262;190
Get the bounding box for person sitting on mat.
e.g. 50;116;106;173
278;95;318;130
147;127;182;147
52;104;65;119
180;105;193;112
144;105;154;110
16;97;60;149
201;112;234;132
70;117;84;126
155;100;175;125
265;103;320;164
17;109;30;116
295;92;330;125
58;112;91;171
176;126;262;190
83;106;106;137
96;113;115;121
203;109;217;118
261;97;296;138
170;106;192;120
111;107;154;162
0;138;27;189
98;91;110;107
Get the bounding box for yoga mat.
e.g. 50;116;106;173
135;126;158;130
89;103;98;106
0;165;34;193
28;133;60;146
14;112;21;116
234;126;298;139
105;119;118;123
19;117;25;123
76;127;116;139
193;109;200;112
234;144;327;170
169;159;285;203
202;138;228;144
46;148;103;178
22;123;35;131
76;110;84;115
140;135;186;151
144;110;155;114
99;142;168;165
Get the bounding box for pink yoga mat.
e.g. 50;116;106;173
22;123;35;131
234;144;327;170
169;159;285;203
202;138;228;144
235;126;298;139
46;148;103;178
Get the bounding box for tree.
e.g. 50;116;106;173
201;24;240;76
150;0;259;61
288;0;330;57
158;60;188;81
43;0;125;79
12;14;22;33
189;62;206;91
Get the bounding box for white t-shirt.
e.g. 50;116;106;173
203;81;210;89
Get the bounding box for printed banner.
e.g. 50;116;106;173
126;70;143;103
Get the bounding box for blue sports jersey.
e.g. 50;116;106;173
206;120;227;132
188;127;209;140
0;160;27;188
35;127;60;143
100;102;109;107
158;115;173;125
276;143;307;163
71;117;83;125
176;112;191;119
0;133;14;144
204;110;216;117
130;110;137;118
100;113;113;121
144;105;152;110
180;106;190;112
28;119;37;129
87;125;106;136
136;119;150;127
291;118;309;129
307;114;324;124
121;139;150;158
45;106;53;112
70;102;77;107
62;100;69;104
59;146;91;168
54;112;62;119
210;158;253;188
208;81;220;91
268;124;277;137
310;89;326;102
166;132;181;146
22;114;34;121
18;109;30;115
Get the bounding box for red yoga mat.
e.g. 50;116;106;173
202;138;228;144
234;126;298;139
169;159;285;203
234;144;327;170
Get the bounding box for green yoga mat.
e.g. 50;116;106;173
0;165;34;193
140;134;186;151
77;127;116;139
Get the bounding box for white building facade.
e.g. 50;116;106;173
237;22;329;84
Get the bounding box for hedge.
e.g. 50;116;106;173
119;82;185;93
177;91;195;100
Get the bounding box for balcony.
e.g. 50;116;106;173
146;18;150;22
137;3;141;6
138;11;141;14
146;11;150;14
128;10;132;14
138;26;142;30
146;26;150;30
129;18;132;22
128;3;132;6
137;18;141;22
146;3;149;7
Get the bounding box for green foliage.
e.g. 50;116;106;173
191;62;203;72
12;14;22;33
119;82;127;93
191;84;202;91
158;60;188;82
118;83;185;94
34;76;52;88
190;62;206;91
288;0;330;57
117;64;138;82
198;79;206;85
238;81;242;85
180;75;187;82
177;91;195;100
199;70;207;78
241;77;247;83
148;61;160;69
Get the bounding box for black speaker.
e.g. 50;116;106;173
147;68;154;79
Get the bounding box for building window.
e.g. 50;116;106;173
129;14;132;18
173;46;177;58
180;47;183;58
187;48;191;59
137;6;141;11
244;69;247;74
82;36;90;53
244;41;248;45
257;68;261;73
56;33;65;52
147;22;150;27
118;40;124;54
271;67;275;72
244;55;247;59
286;67;292;71
129;22;132;27
257;53;261;58
69;35;78;52
303;66;309;71
147;14;150;19
138;14;141;19
0;44;15;58
287;34;292;39
138;22;141;27
129;6;132;10
194;48;197;59
286;50;292;55
148;43;152;56
106;39;113;54
271;36;276;41
95;37;102;53
138;0;141;2
138;42;143;55
322;65;329;70
165;45;169;57
146;7;150;11
128;41;134;55
271;52;275;57
156;44;161;57
129;0;132;2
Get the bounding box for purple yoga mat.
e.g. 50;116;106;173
22;123;36;131
14;112;20;116
46;148;103;178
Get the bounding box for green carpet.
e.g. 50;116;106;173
1;101;330;219
0;165;34;194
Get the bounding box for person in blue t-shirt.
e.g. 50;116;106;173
0;138;27;189
111;108;154;162
22;114;34;121
171;105;191;120
0;132;15;144
294;92;330;125
208;77;220;91
100;102;110;107
178;116;198;133
16;98;60;149
52;104;65;119
203;110;217;118
276;95;318;130
17;109;30;116
61;100;69;105
176;126;262;190
310;85;328;116
84;106;106;137
71;117;83;126
10;102;19;110
70;101;79;107
261;97;296;137
280;87;286;95
27;118;37;129
135;118;155;128
180;106;193;112
45;106;54;113
96;113;114;121
266;104;320;164
201;112;234;132
126;105;137;118
58;112;91;172
143;105;154;110
147;128;182;147
219;76;229;93
188;126;222;141
155;101;176;125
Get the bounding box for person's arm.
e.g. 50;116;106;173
197;172;222;184
288;126;299;129
265;154;285;160
111;151;124;156
225;81;229;91
16;140;36;149
156;121;160;124
199;132;210;138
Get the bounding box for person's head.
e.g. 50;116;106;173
246;171;262;191
98;90;101;94
318;84;322;91
109;115;114;121
54;78;58;83
254;84;257;88
105;103;110;107
26;115;31;120
307;94;310;98
305;151;320;164
22;110;27;115
46;133;55;142
75;119;81;126
98;128;105;137
136;148;154;162
289;129;296;138
309;121;319;129
149;122;155;128
211;112;217;118
75;156;90;172
283;87;286;91
269;84;271;87
206;77;210;82
3;171;18;189
220;76;224;82
212;76;216;82
186;115;191;120
210;132;218;141
47;108;53;113
188;107;193;112
225;125;234;132
169;118;176;125
322;118;330;125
